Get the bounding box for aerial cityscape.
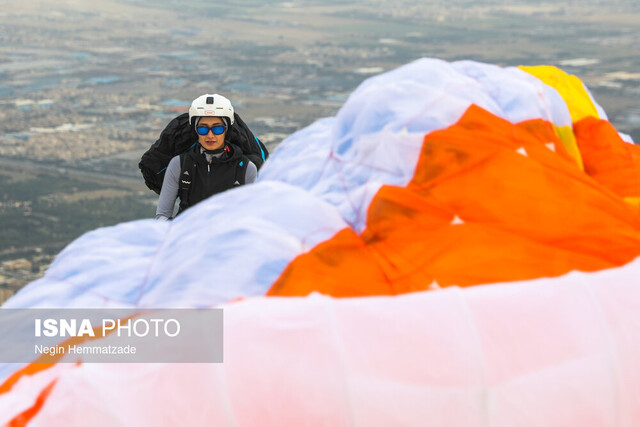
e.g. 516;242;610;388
1;0;639;302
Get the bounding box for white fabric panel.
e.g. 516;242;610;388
1;258;638;426
619;132;635;144
3;182;346;310
261;58;575;231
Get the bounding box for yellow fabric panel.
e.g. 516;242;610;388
553;125;584;170
519;65;601;123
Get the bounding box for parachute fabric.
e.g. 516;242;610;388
1;58;640;426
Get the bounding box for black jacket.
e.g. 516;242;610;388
177;143;249;214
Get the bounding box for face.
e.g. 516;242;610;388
197;116;227;151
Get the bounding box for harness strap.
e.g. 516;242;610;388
234;158;249;186
178;153;196;214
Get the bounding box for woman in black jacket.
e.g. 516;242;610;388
155;94;257;220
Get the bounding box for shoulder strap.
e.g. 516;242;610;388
234;156;250;186
178;152;197;214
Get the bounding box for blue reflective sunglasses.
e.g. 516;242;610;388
196;124;226;136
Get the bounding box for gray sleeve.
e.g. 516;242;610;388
244;161;257;184
155;156;181;220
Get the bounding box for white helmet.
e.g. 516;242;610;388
188;93;235;126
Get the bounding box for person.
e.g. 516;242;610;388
155;94;257;220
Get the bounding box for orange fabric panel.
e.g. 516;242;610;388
0;363;56;396
8;379;57;427
269;105;640;297
0;314;135;396
0;316;133;396
574;116;640;200
268;229;390;297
